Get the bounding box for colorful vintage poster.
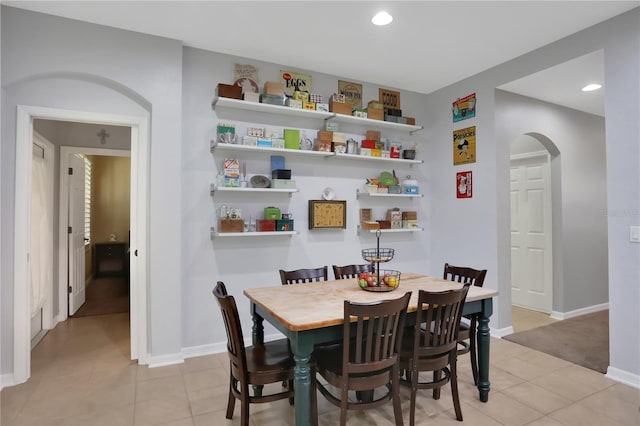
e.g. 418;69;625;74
453;125;476;165
456;171;473;198
338;80;363;109
233;63;260;93
452;93;476;122
280;70;312;97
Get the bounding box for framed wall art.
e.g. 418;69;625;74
452;92;476;122
308;200;347;229
453;125;476;165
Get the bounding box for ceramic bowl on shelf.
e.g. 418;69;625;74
357;269;401;292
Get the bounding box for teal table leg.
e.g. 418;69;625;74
250;304;264;397
477;298;492;402
291;336;314;426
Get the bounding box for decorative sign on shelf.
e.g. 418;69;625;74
456;171;473;199
338;80;363;109
453;125;476;165
308;200;347;229
233;63;260;93
379;88;401;109
280;70;312;97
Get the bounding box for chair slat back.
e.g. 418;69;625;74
213;281;248;378
443;263;487;287
280;266;328;284
343;292;411;375
413;286;470;359
332;264;374;280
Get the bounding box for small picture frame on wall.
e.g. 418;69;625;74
308;200;347;229
456;171;473;198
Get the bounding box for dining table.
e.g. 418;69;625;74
244;272;498;426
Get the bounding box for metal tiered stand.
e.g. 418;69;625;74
360;230;400;292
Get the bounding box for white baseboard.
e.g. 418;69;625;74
491;326;514;338
550;302;609;320
182;342;226;359
182;333;285;360
0;374;16;390
147;352;184;368
606;366;640;389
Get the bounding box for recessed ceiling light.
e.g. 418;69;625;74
372;11;393;26
582;83;602;92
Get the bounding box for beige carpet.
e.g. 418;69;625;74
503;310;609;373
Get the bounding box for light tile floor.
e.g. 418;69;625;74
1;310;638;426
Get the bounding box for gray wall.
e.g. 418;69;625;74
2;7;183;372
181;47;429;348
425;8;639;377
498;90;608;313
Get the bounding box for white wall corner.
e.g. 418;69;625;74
550;302;609;320
605;367;640;389
146;352;185;369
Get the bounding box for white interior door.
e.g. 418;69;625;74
510;152;553;312
68;154;86;315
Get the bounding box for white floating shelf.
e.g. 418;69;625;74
210;183;298;196
212;96;423;134
357;225;424;235
328;113;423;134
356;189;423;199
212;96;333;120
210;227;297;239
332;153;423;165
211;140;333;158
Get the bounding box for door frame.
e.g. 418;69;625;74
14;105;149;385
59;147;131;317
31;131;56;332
510;149;553;313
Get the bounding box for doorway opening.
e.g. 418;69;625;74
13;105;149;385
510;133;559;325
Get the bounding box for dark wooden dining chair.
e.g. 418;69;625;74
443;263;487;384
314;291;411;426
332;263;374;280
279;266;328;284
399;285;470;425
213;281;317;426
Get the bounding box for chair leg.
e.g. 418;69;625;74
340;385;348;426
450;355;463;422
240;382;250;426
392;366;404;426
433;370;441;399
288;379;294;405
409;386;417;426
226;376;236;419
470;318;479;384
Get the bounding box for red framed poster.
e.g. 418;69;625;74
456;171;472;198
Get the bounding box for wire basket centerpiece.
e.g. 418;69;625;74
359;230;400;292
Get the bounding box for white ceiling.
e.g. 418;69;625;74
5;1;638;116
